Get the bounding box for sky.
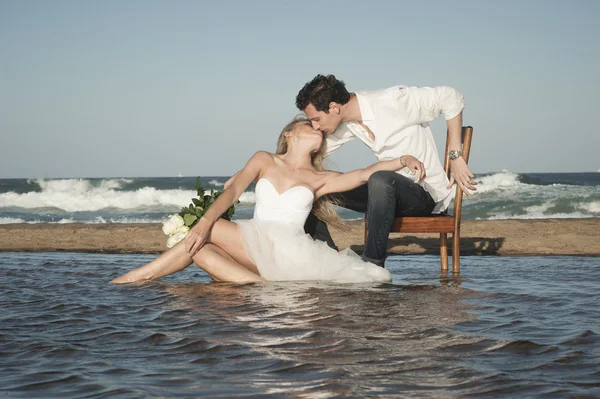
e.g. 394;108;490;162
1;0;599;178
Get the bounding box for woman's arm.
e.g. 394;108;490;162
315;155;425;198
184;151;271;255
223;171;240;189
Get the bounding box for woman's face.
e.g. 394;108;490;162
293;122;324;149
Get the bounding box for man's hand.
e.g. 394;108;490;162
448;157;477;195
184;217;212;256
400;155;426;183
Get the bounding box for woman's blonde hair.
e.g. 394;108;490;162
276;116;346;230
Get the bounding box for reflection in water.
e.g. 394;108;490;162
439;271;465;287
1;253;598;398
164;282;481;397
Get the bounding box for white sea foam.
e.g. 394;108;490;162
524;201;555;214
107;217;160;223
2;176;597;222
0;216;163;224
0;217;27;224
76;216;160;224
56;218;77;223
473;170;525;194
488;211;593;220
577;201;600;214
209;180;225;187
239;191;256;203
0;178;257;212
30;178;133;192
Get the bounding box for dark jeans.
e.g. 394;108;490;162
304;171;436;266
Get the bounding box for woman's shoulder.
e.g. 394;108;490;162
249;151;277;163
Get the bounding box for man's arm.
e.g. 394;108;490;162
445;112;477;194
398;85;465;123
397;86;476;194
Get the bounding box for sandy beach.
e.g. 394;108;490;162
1;218;598;256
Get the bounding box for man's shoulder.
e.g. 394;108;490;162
356;85;405;98
328;122;355;139
357;86;410;109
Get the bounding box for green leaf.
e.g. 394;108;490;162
192;198;202;207
196;189;205;198
183;214;197;226
195;176;202;191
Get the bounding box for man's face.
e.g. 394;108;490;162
304;103;341;136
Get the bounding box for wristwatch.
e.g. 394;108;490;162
448;150;462;160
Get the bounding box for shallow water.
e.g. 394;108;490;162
1;253;599;398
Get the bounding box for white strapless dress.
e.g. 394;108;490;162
234;178;392;283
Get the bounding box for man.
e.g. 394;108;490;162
296;74;477;266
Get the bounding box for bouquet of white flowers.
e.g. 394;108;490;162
163;177;237;248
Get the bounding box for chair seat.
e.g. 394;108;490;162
390;216;455;233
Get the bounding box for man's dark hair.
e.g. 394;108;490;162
295;74;351;112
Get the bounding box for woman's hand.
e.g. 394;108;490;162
400;155;426;183
184;217;212;256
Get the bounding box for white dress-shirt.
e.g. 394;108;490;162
325;86;466;213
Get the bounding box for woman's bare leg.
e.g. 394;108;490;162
192;243;264;283
110;218;259;283
207;219;260;275
110;240;193;283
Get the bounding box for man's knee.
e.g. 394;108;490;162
368;171;395;195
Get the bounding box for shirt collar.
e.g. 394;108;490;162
355;91;376;132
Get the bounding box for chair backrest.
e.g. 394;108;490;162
442;126;473;221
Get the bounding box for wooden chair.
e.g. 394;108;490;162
364;126;474;274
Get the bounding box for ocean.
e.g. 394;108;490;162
1;253;598;397
2;172;599;397
1;171;599;224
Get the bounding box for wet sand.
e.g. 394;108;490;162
0;218;598;256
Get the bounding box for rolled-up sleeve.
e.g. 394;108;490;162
396;86;466;125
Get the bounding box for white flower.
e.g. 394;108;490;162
174;225;190;236
162;214;185;235
166;227;189;248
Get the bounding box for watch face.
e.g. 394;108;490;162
449;150;461;160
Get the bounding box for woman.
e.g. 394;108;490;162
111;118;426;284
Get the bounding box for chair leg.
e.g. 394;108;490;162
440;233;448;272
452;229;460;274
